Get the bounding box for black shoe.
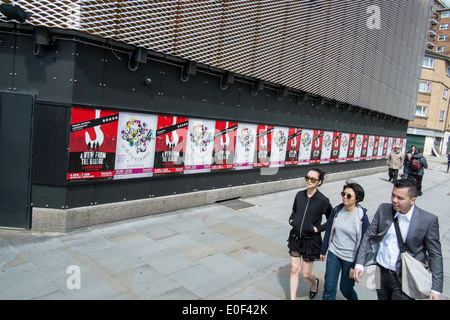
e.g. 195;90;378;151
309;278;319;300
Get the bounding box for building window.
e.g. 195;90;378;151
438;35;447;41
442;11;450;18
419;81;431;93
423;57;434;68
440;23;449;29
415;106;427;117
447;65;450;77
440;110;445;121
437;46;445;52
444;87;448;99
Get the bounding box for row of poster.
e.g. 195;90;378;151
67;107;406;181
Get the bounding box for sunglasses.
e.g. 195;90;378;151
305;176;319;183
341;191;354;199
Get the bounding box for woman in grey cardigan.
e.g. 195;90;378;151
320;182;370;300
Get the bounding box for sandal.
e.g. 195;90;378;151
309;278;319;300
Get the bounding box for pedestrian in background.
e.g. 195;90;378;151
402;152;411;179
320;182;370;300
409;148;428;196
353;179;443;300
446;152;450;173
387;145;404;183
288;168;332;300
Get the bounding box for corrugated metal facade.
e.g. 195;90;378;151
0;0;430;120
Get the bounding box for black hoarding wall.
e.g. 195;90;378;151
1;27;405;228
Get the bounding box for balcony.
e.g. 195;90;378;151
430;18;438;26
427;41;436;50
428;30;437;38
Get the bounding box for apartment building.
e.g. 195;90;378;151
410;0;450;155
408;50;450;155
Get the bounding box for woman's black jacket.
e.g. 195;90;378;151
289;190;332;239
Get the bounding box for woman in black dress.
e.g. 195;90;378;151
288;168;332;300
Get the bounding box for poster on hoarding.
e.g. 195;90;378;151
320;131;333;164
254;125;274;167
211;121;238;170
234;123;257;170
285;128;302;166
114;113;157;179
270;126;289;167
330;132;341;162
366;135;375;160
338;132;350;162
346;133;356;161
310;130;324;164
372;136;380;159
377;136;385;159
184;118;216;174
353;134;363;161
360;135;369;160
382;136;389;159
153;115;189;174
67;108;119;181
298;129;313;165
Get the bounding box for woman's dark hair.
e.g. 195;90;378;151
308;168;326;186
343;182;365;203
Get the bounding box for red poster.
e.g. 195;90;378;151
254;125;274;167
310;130;324;163
361;135;369;160
212;121;238;170
346;133;356;161
67;108;119;180
285;128;302;166
153;115;189;174
382;136;389;158
330;132;341;162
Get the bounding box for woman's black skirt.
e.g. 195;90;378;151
287;229;322;262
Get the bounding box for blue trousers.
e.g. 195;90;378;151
322;251;358;300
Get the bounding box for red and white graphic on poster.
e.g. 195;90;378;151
330;132;341;162
67;108;119;180
212;121;237;170
382;136;389;159
310;130;324;164
372;136;380;159
366;135;375;160
254;125;274;167
346;133;356;161
377;136;385;159
360;135;369;160
285;128;302;166
320;131;333;164
153;115;189;174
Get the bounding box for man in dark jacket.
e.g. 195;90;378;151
409;148;428;196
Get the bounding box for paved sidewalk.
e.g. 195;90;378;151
0;156;449;300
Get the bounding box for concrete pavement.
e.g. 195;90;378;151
0;156;449;300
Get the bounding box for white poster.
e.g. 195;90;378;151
298;129;313;165
377;136;385;159
184;118;216;174
353;134;363;161
114;112;158;179
320;131;333;164
338;132;350;162
234;123;257;170
270;126;289;167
